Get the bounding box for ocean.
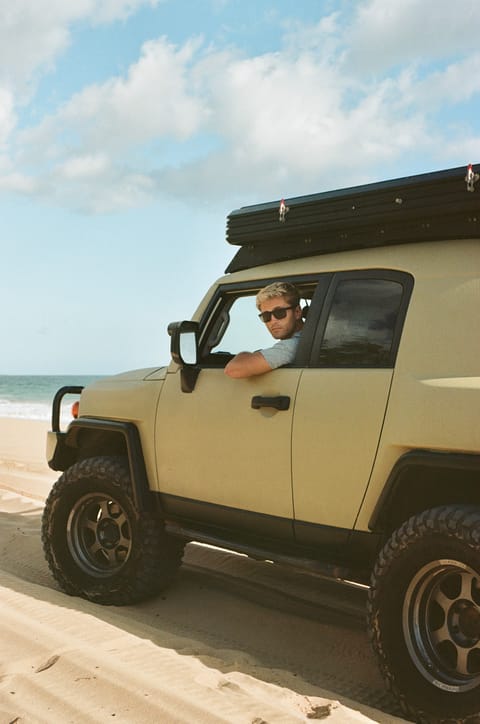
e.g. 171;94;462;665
0;375;103;421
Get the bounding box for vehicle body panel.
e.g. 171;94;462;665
155;367;300;516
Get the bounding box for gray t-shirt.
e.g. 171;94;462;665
259;331;301;370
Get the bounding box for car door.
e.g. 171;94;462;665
154;283;316;542
291;270;414;547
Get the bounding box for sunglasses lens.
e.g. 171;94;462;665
259;306;293;322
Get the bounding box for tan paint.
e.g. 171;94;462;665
292;369;393;528
68;238;479;533
155;366;301;516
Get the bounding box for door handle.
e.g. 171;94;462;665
251;395;290;411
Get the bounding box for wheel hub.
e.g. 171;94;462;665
67;492;133;576
97;519;121;550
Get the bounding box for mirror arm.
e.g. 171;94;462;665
180;367;200;393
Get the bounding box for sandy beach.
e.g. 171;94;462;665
0;418;409;723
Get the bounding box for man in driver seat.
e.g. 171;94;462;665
224;281;304;379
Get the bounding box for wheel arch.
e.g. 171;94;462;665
51;418;154;513
369;450;480;536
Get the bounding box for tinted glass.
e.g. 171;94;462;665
319;279;403;367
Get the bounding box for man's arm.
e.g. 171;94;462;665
224;351;272;379
224;334;301;379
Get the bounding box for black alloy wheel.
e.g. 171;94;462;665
368;505;480;724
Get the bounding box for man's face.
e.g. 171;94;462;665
259;295;302;340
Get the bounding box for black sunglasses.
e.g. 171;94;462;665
258;306;295;323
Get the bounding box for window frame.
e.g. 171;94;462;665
196;274;326;367
308;269;414;369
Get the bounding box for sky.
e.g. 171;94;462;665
1;0;480;374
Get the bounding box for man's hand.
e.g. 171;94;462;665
224;351;272;378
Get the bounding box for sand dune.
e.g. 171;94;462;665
0;419;409;723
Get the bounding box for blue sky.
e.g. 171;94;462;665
1;0;479;374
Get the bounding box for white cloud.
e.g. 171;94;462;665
8;35;211;211
158;46;428;201
66;37;206;146
60;153;110;179
50;167;155;213
413;53;480;107
1;0;480;212
22;36;206;159
0;0;161;87
0;170;37;193
345;0;480;73
0;88;16;146
88;0;161;24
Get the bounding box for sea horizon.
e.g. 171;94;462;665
0;374;104;421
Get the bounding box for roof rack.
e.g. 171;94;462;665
225;164;480;273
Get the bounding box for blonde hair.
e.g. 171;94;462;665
256;281;300;310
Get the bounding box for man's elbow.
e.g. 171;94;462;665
224;352;271;379
224;361;244;378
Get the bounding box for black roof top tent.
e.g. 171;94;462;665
225;164;480;273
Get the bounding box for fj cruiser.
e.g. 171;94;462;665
43;164;480;723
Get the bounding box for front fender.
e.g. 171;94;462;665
47;418;154;513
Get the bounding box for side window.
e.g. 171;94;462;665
199;293;273;366
318;278;405;367
212;295;272;355
199;280;319;365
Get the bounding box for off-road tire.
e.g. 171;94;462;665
42;455;184;605
367;505;480;724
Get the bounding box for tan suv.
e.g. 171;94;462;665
42;164;480;724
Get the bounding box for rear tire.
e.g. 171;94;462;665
42;456;184;605
367;505;480;723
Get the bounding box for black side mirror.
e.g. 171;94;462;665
168;321;201;392
168;320;199;366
